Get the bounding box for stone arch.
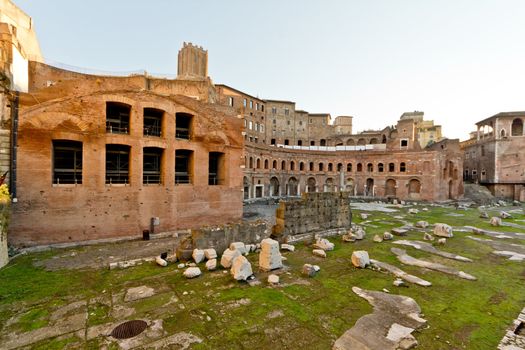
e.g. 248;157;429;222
299;161;305;171
272;160;277;169
367;163;373;172
357;163;363;172
357;138;366;145
337;163;343;172
328;163;333;172
264;159;269;169
287;177;298;196
347;163;353;172
256;158;261;169
249;157;253;169
24;112;91;132
369;138;378;144
346;178;354;192
307;177;317;192
346;139;355;146
243;176;250;199
281;160;286;171
324;178;335;192
500;129;506;138
408;178;422;200
385;179;396;197
366;178;374;196
270;177;280;196
382;134;387;143
290;161;295;171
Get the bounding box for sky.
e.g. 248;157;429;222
15;0;525;140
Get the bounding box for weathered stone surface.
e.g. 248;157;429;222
353;227;366;240
342;233;356;242
433;223;453;238
230;242;247;254
373;235;383;243
312;249;327;258
313;238;335;251
183;267;202;279
155;256;168;267
437;238;446;245
281;244;295;252
500;211;512;219
370;259;431;287
302;263;318;277
259;238;282;271
205;258;217;271
393;279;405;287
479;212;489;219
125;286;155;302
408;208;419;214
383;232;394;240
423;232;434;241
204;248;217;260
393;240;472;262
333;287;426;350
391;228;408;236
192;249;205;264
231;255;253;281
220;248;241;269
391;248;476;280
360;213;369;219
351;251;370;268
490;216;502;227
268;274;279;284
415;221;429;228
492;251;525;261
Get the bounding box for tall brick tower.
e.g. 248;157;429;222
177;42;208;80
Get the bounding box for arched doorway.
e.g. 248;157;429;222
288;177;298;196
243;177;250;199
366;178;374;196
385;179;396;197
448;180;454;199
324;178;334;192
270;177;280;197
346;178;354;194
307;177;316;193
408;179;421;199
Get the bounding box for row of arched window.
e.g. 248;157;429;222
246;157;408;173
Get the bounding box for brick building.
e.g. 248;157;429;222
462;112;525;200
1;0;463;247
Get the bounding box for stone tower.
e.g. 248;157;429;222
177;42;208;80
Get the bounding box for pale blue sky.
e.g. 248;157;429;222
15;0;525;140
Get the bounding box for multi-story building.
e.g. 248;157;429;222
1;0;463;247
462;112;525;200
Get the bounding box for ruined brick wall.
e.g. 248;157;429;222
243;140;461;201
272;192;352;242
10;89;244;246
191;221;268;254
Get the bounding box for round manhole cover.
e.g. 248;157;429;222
111;320;148;339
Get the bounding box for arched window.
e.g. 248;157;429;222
256;158;261;169
337;163;343;171
290;161;295;171
369;138;378;144
400;162;406;172
264;159;269;169
347;139;355;146
328;163;333;172
249;157;253;168
320;139;327;146
357;163;363;172
511;118;523;136
309;162;314;171
319;163;324;171
500;129;506;138
281;160;286;170
347;163;352;172
388;163;395;172
367;163;373;172
378;163;384;172
272;160;277;169
299;162;305;171
408;179;421;193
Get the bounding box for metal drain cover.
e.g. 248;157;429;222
111;320;148;339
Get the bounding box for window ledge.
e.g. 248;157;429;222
52;184;81;187
105;184;130;187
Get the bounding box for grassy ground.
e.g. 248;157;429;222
0;203;524;349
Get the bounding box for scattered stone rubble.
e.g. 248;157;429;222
393;240;473;262
391;248;476;280
230;255;253;281
302;264;320;277
351;251;370;268
313;238;335;251
259;238;283;271
433;223;453;238
183;267;202;279
313;249;327;258
333;287;427;350
220;248;241;269
370;259;432;287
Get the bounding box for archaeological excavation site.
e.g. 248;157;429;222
0;1;524;349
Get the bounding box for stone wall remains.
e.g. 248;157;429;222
273;191;352;242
